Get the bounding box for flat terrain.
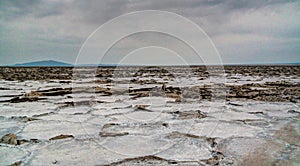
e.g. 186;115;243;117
0;66;299;165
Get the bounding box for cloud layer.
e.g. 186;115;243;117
0;0;299;65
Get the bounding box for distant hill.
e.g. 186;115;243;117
7;60;300;67
14;60;72;67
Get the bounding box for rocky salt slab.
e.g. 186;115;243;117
27;139;127;166
19;120;101;140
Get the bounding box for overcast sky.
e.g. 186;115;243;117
0;0;299;65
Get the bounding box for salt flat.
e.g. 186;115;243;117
0;66;299;165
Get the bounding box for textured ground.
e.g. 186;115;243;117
0;66;299;165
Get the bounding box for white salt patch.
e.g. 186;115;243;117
28;139;126;166
20;121;100;140
0;102;57;118
209;110;262;121
0;147;29;165
157;138;212;161
37;113;92;123
58;106;90;115
189;121;263;139
0;119;23;136
108;111;173;123
102;135;171;157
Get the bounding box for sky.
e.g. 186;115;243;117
0;0;299;65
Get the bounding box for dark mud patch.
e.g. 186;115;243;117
99;131;129;137
49;134;74;140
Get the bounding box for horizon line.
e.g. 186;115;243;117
1;60;300;67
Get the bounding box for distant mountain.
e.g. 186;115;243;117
14;60;72;67
8;60;300;67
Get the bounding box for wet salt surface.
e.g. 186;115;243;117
0;67;299;165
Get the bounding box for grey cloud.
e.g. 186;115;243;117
0;0;299;65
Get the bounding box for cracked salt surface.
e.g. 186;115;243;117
0;66;299;165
